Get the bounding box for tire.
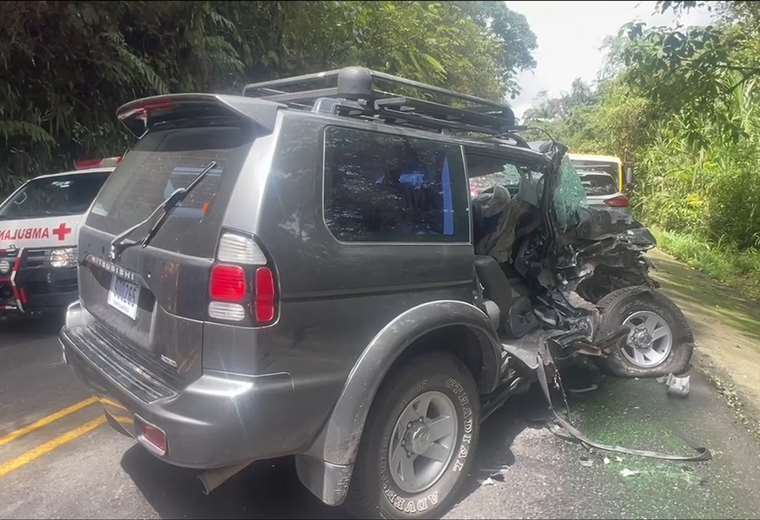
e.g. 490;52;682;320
347;352;480;519
597;286;694;378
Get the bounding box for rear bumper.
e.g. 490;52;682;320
59;302;300;469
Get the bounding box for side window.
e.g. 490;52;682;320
465;151;544;206
323;126;469;242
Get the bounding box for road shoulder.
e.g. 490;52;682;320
649;248;760;438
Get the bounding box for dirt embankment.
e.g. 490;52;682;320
648;249;760;436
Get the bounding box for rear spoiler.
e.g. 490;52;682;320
116;94;283;138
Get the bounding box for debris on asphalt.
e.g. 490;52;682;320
480;467;508;483
620;468;640;477
656;372;691;397
579;456;593;467
482;477;496;486
603;457;611;465
667;373;691;397
480;467;509;473
568;383;599;395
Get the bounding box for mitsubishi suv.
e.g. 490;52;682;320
60;67;694;518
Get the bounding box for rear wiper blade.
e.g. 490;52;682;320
109;161;217;261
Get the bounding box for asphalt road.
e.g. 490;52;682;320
2;315;760;519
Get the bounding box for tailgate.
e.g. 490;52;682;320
79;116;258;385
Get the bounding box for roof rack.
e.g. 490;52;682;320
242;67;516;136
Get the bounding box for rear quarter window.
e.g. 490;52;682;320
323;126;469;243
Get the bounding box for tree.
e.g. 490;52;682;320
521;1;760;249
455;1;538;98
0;1;538;196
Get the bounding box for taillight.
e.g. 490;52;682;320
209;264;246;302
605;195;629;208
255;267;275;323
208;232;277;325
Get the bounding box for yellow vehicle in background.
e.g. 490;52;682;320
568;153;627;193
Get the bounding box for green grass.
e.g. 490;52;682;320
650;225;760;301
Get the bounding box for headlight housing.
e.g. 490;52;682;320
49;247;78;268
0;259;11;275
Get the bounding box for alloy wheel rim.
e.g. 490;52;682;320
621;310;673;368
388;390;459;493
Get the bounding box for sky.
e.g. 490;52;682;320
506;1;715;118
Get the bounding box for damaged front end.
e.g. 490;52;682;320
485;140;693;377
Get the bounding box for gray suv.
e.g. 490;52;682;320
60;67;693;518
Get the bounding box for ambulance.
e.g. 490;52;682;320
0;158;118;315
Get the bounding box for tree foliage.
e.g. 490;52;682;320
523;1;760;250
0;1;537;196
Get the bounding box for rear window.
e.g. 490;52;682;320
571;160;619;179
0;173;108;220
87;125;254;257
323;126;469;243
578;171;618;196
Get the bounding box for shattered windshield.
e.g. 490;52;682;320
553;157;588;230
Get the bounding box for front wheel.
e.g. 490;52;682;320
597;287;694;378
347;352;480;518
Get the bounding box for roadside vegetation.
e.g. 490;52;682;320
651;226;760;300
0;0;536;195
523;1;760;300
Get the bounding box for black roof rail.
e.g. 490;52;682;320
242;66;516;136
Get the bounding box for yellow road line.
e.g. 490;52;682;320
98;397;127;411
0;397;98;447
0;416;106;479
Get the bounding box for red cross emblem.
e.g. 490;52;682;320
52;223;72;241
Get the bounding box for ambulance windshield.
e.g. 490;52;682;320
0;172;109;220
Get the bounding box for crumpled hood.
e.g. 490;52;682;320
0;214;83;250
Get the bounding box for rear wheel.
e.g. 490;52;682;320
597;287;694;377
347;352;480;518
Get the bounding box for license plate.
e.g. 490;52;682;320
107;275;140;320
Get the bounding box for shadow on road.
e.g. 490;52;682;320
454;386;551;505
119;385;556;519
121;448;342;519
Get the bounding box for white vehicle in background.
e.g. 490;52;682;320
0;158;118;316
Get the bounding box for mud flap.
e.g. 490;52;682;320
535;345;711;462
